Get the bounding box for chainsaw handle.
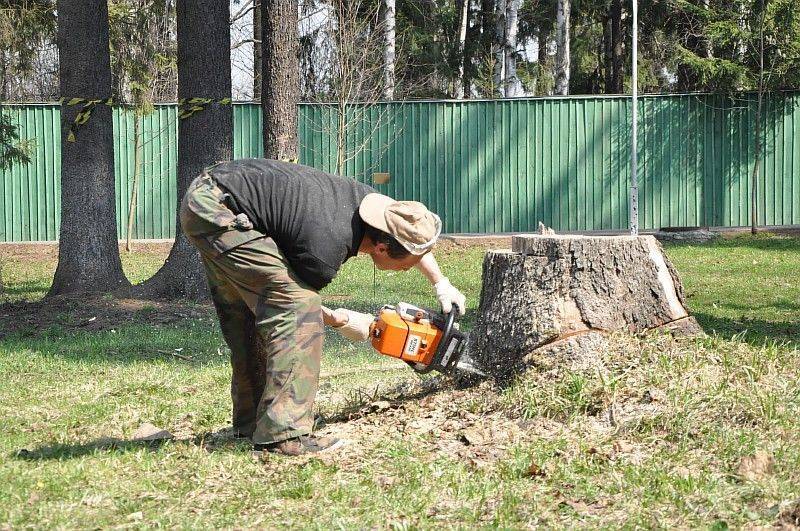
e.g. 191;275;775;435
409;304;459;375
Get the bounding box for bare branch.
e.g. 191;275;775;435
231;38;261;50
230;0;258;24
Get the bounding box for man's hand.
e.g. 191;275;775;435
332;308;374;342
434;277;466;315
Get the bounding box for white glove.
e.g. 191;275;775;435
434;277;466;315
333;308;374;342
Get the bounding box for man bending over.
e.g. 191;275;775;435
180;159;466;456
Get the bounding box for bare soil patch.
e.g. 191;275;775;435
0;293;212;337
1;242;172;263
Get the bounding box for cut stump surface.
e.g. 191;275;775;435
468;234;702;379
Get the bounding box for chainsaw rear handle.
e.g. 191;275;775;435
408;303;460;374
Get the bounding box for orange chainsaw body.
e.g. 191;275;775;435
370;306;444;366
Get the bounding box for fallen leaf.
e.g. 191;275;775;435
252;450;270;464
737;451;775;481
459;428;485;446
132;423;174;442
81;494;104;507
370;400;391;411
641;389;667;403
375;475;396;488
559;499;605;515
613;440;634;454
776;498;800;528
525;462;546;478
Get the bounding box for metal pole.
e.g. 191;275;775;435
629;0;639;235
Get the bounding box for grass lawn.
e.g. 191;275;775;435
1;234;799;528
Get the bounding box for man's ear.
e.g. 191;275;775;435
374;242;389;255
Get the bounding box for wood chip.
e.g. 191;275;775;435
131;423;173;441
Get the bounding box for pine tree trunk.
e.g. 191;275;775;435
262;0;299;160
503;0;522;97
492;0;507;96
554;0;571;95
49;0;129;296
383;0;396;100
132;0;233;300
468;234;702;379
603;14;612;91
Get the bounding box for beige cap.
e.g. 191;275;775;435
359;193;442;255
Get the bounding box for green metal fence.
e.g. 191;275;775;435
1;93;799;241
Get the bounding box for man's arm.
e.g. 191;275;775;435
415;253;467;315
415;253;445;285
324;305;374;342
321;306;348;327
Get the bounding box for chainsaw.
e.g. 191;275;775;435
368;303;483;376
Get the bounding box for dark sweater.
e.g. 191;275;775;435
209;158;375;290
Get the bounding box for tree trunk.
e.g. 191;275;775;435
133;0;233;300
492;0;506;96
383;0;396;100
126;112;142;253
254;0;262;100
49;0;129;296
554;0;570;95
751;0;766;235
503;0;522;97
603;14;612;91
454;0;469;99
468;234;702;380
262;0;299;160
536;26;550;95
610;0;623;93
700;0;713;58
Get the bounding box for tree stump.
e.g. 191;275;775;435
468;234;702;379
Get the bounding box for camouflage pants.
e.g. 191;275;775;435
180;172;323;444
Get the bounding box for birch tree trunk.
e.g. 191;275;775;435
503;0;522;97
262;0;299;160
554;0;570;95
454;0;469;99
49;0;129;296
383;0;396;100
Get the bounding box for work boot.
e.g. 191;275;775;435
257;435;345;456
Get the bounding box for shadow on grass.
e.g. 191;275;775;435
664;233;800;253
13;430;252;461
693;311;799;350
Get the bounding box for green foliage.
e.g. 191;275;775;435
107;0;176;109
0;106;31;170
0;1;57;100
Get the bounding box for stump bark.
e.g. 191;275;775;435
468;234;702;379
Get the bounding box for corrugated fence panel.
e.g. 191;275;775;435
2;93;799;241
113;105;178;240
0;104;60;241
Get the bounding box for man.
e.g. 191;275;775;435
180;158;466;456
